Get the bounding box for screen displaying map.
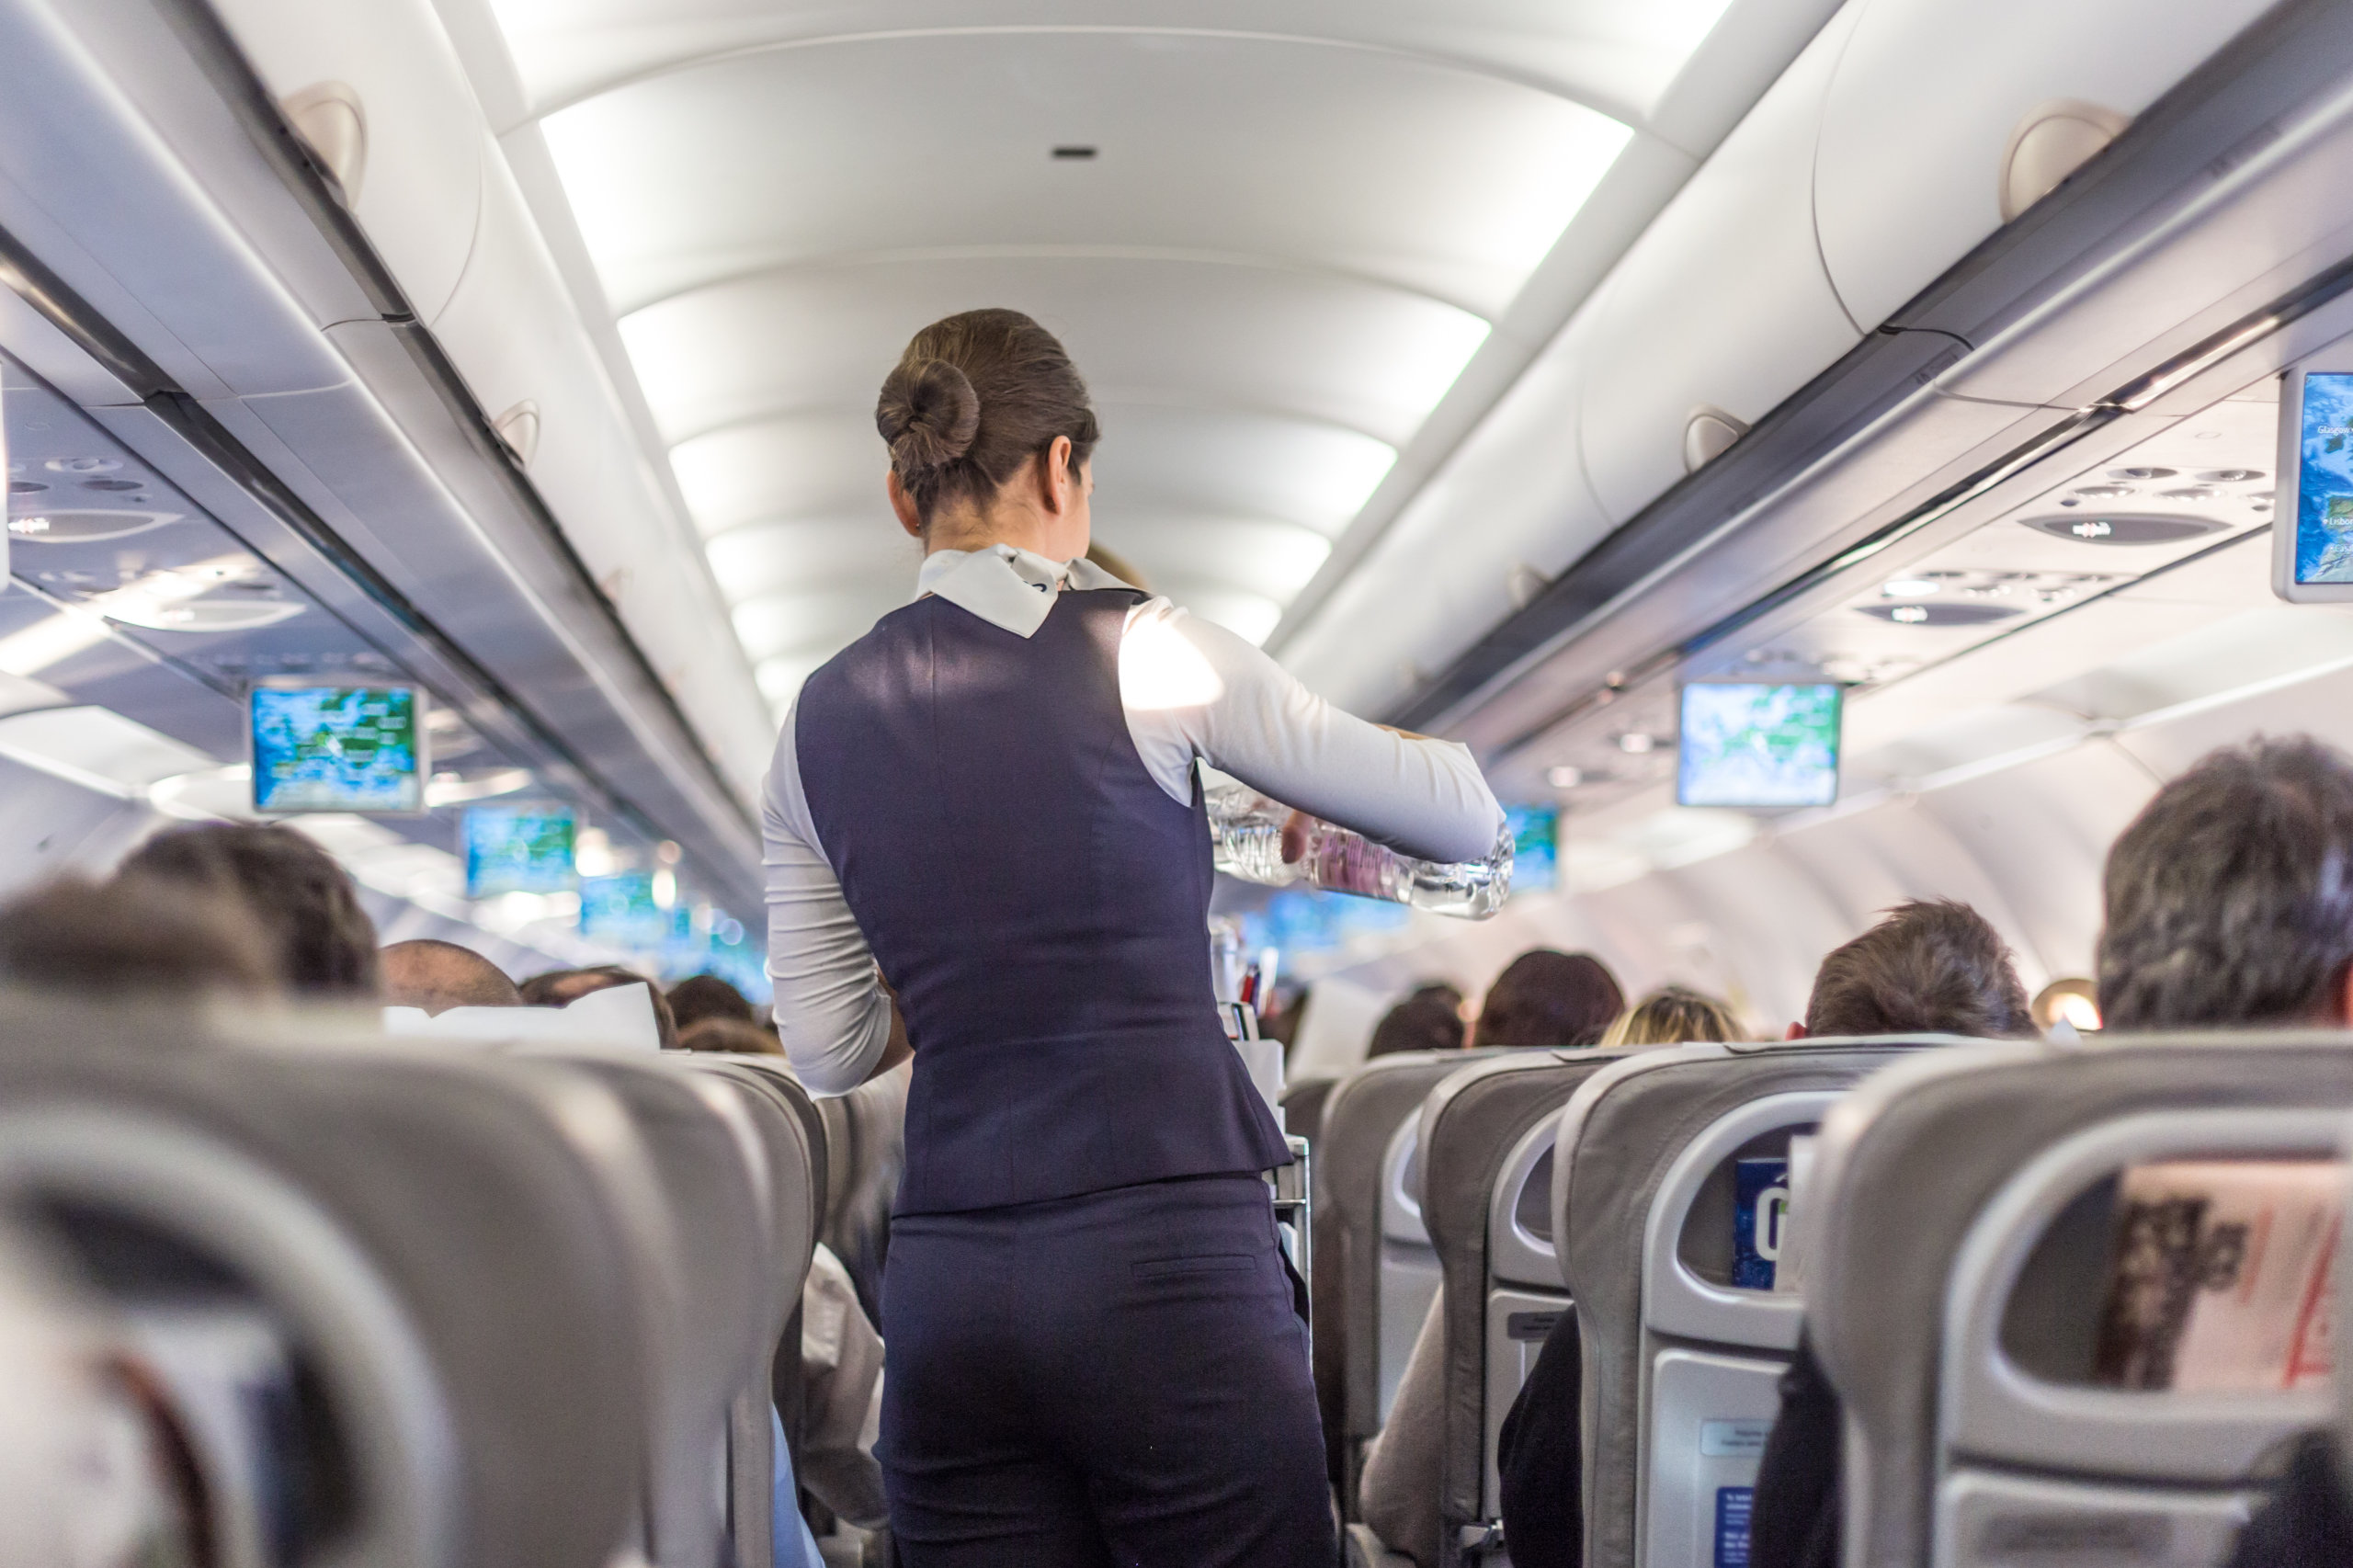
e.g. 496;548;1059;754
1677;683;1841;808
2295;372;2353;584
463;803;577;898
250;685;422;812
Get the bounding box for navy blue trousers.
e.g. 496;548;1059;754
879;1174;1336;1567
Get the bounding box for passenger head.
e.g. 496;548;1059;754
0;876;277;1001
1602;986;1742;1049
1365;983;1466;1060
2097;735;2353;1029
381;938;519;1015
117;824;379;1001
520;965;678;1051
665;972;755;1032
1472;950;1625;1049
1799;898;2030;1039
678;1017;782;1055
876;308;1099;554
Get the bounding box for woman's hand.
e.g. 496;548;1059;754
1280;809;1314;865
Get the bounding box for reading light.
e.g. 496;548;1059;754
1618;733;1654;755
1892;606;1928;623
1546;765;1583;789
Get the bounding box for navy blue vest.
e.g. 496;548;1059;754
794;587;1290;1213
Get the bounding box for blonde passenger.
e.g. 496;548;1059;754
1598;986;1741;1049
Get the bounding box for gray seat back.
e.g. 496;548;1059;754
532;1053;777;1568
1313;1049;1512;1507
1806;1033;2353;1568
1282;1074;1340;1147
678;1057;824;1568
0;994;653;1568
1418;1049;1623;1565
1558;1037;1952;1568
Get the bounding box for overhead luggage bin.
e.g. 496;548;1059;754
1806;1033;2353;1568
1556;1036;1961;1568
203;0;487;322
1813;0;2278;335
0;993;655;1568
1576;3;1863;527
1415;1049;1625;1565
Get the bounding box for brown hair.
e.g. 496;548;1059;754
1803;898;2030;1039
1472;949;1625;1049
876;309;1100;526
0;875;277;998
118;823;380;999
1602;986;1741;1049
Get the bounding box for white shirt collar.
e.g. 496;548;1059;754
915;543;1131;638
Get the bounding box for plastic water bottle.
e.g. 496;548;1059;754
1205;783;1512;918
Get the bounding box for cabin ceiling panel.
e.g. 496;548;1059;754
482;0;1844;711
620;255;1492;449
542;31;1631;319
1085;404;1396;540
488;0;1742;127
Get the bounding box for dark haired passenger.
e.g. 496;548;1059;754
667;971;756;1033
381;938;520;1014
2075;737;2353;1567
1785;896;2030;1040
679;1017;782;1055
521;964;679;1051
1365;983;1465;1060
0;876;276;1000
1472;949;1624;1048
117;823;380;1000
1745;903;2039;1568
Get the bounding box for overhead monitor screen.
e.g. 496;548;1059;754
249;684;423;813
1677;683;1841;809
463;803;577;899
2293;371;2353;584
1506;805;1558;895
579;873;665;950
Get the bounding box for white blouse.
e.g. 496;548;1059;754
761;543;1504;1094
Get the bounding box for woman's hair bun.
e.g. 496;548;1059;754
876;357;981;472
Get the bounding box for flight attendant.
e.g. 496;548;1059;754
763;308;1502;1567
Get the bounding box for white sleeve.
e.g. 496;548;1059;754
1119;598;1505;865
762;701;894;1096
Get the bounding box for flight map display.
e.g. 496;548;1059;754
464;803;577;899
1677;683;1841;809
2294;372;2353;584
250;684;422;813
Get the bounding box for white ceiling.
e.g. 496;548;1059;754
482;0;1790;712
